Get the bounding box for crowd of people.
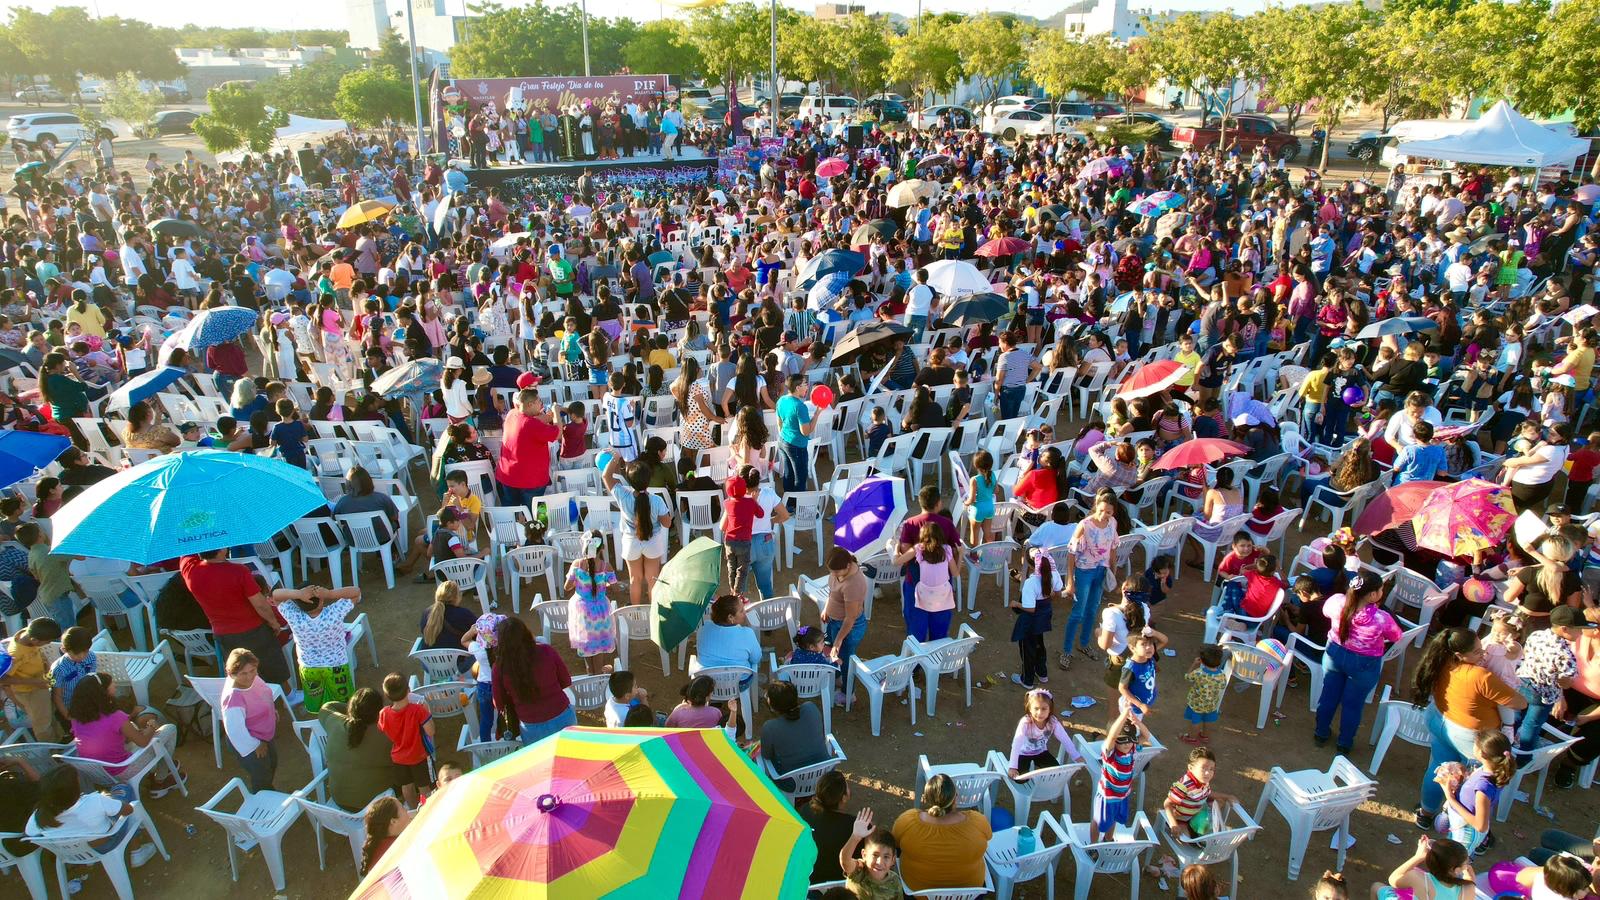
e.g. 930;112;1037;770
0;94;1599;900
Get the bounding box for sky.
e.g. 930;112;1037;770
0;0;1268;31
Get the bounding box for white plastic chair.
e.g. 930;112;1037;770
782;490;829;567
529;595;573;646
77;573;150;651
963;540;1019;611
1060;809;1159;900
163;627;221;676
904;624;982;714
194;775;311;891
503;545;559;614
1073;732;1167;814
0;826;48;900
92;643;180;710
845;653;926;737
986;812;1069;900
903;870;994;900
567;673;611;715
293;773;395;873
1248;508;1300;559
430;556;496;612
1132;516;1193;580
1160;800;1261;900
744;595;800;650
1277;632;1329;713
1375;619;1430;699
1204;585;1285;645
984;750;1084;826
408;637;472;685
1386;569;1458;647
760;734;847;804
1251;755;1378;880
1186;512;1254;582
612;603;671;674
915;754;1002;817
455;727;521;768
290;518;348;588
1217;638;1285;730
685;659;756;739
1299;479;1383;534
1367;685;1431;775
1495;723;1582;822
770;652;837;734
406;677;475;724
26;800;170;900
54;736;188;802
336;510;398;590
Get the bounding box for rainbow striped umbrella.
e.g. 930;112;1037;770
352;727;816;900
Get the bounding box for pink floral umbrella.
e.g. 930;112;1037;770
1410;478;1516;558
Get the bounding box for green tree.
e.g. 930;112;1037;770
1024;32;1121;101
1519;0;1600;134
1361;6;1452;130
451;1;589;77
780;17;836;92
193;82;285;155
7;7;96;89
622;20;704;80
1143;12;1253;138
261;57;354;118
828;14;893;100
90;17;183;82
376;26;413;74
168;26;348;50
335;65;414;126
103;72;160;134
687;3;779;89
949;14;1031;108
887;17;963;105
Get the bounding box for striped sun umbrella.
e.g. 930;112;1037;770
1411;478;1516;558
351;727;816;900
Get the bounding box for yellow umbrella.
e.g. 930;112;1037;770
886;178;941;208
337;199;396;229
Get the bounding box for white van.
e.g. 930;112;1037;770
799;95;858;123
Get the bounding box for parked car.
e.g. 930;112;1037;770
1087;101;1126;118
982;108;1086;142
1025;100;1098;121
4;112;86;150
701;99;760;122
1346;131;1392;162
910;104;974;130
860;98;907;124
982;95;1035;118
144;110;200;137
1171;113;1302;158
156;84;192;103
798;95;859;123
679;86;717;109
865;92;907;105
1099;112;1176;147
13;85;64;104
76;84;105;102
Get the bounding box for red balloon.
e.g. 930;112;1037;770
810;384;835;408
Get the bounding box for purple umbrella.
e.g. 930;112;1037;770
1077;155;1130;181
833;476;908;555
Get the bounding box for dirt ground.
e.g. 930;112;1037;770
42;449;1596;900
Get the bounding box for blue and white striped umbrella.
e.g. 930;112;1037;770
1127;190;1186;217
370;358;443;398
50;449;326;564
103;365;189;413
161;306;259;358
806;271;854;311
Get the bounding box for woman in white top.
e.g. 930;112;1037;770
440;356;474;423
1500;422;1572;513
607;460;674;607
1515;854;1595;900
742;465;789;601
27;766;150;858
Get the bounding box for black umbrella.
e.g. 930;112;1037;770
937;292;1010;327
850;219;898;244
148;218;203;239
830;321;913;365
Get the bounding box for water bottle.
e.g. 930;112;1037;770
1016;825;1036;856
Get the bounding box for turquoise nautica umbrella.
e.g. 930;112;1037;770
51;449;326;564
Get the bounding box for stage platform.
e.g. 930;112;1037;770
462;149;717;189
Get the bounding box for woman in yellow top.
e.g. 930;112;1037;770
64;293;109;340
1298;351;1334;425
890;774;991;891
937;220;964;260
1547;329;1596;394
120;400;180;452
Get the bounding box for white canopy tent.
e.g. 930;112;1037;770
215;114;350;164
1394;101;1587;170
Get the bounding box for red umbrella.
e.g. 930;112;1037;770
816;157;849;178
1152;438;1250;471
1115;360;1189;400
974;236;1031;258
1353;480;1448;536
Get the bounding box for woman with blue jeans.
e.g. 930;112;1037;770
1313;573;1402;752
1062;492;1120;670
492;618;578;747
747;477;788;600
823;548;869;679
1411;628;1526;828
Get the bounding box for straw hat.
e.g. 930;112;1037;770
444;356;465;369
471;369;493;387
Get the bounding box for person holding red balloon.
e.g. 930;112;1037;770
775;374;828;494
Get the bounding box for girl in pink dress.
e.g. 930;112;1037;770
893;522;959;642
565;535;618;674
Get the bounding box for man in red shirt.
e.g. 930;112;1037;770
205;338;249;397
180;549;304;686
495;388;561;506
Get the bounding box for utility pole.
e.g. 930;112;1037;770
769;0;779;130
581;0;592;76
397;3;425;173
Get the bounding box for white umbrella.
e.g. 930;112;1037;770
922;259;990;299
489;232;531;259
887;179;941;208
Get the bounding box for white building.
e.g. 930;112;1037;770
1059;0;1171;42
346;0;470;67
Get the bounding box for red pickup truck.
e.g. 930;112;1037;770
1171;114;1303;159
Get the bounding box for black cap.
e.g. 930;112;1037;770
1551;606;1595;629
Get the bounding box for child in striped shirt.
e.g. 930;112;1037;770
1091;706;1151;842
1161;747;1239;840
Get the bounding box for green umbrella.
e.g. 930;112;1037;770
850;218;899;245
148;218;202;239
13;162;46;179
651;536;724;652
647;249;675;266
